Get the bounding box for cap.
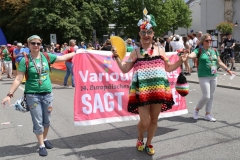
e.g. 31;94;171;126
175;35;180;39
132;40;135;43
7;44;12;47
17;43;23;47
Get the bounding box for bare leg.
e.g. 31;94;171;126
43;127;49;139
146;104;162;146
36;134;44;146
137;105;150;141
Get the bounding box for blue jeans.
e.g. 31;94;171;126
63;62;75;87
26;93;53;135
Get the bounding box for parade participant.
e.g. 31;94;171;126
10;41;18;76
101;39;112;51
0;45;4;80
1;45;13;79
13;43;27;83
63;39;76;87
187;33;234;122
1;35;77;157
182;36;191;75
112;13;187;155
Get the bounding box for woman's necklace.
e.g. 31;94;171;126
140;46;154;57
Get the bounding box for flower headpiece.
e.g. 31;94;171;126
137;14;157;30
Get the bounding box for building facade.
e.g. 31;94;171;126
171;0;240;47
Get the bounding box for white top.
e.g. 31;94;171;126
192;37;198;48
170;41;184;52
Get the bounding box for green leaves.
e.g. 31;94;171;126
113;0;192;37
0;0;192;44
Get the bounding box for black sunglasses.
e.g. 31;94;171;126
30;42;41;46
204;39;212;43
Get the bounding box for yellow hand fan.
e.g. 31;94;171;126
110;36;127;60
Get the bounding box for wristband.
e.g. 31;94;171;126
7;93;13;98
225;68;229;71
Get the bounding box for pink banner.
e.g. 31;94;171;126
73;50;188;126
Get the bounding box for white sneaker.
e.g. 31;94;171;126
204;115;216;122
193;108;199;119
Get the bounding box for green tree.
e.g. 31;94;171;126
0;0;115;44
169;0;192;34
113;0;191;38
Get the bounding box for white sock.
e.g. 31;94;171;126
44;139;47;141
39;144;45;148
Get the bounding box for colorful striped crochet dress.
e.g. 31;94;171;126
128;56;174;114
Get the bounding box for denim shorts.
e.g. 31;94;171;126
26;92;53;135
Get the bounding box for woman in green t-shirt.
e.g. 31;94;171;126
1;35;77;157
187;33;235;122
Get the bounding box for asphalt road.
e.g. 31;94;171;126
0;76;240;160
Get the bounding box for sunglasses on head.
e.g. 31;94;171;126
30;42;41;46
205;39;212;43
140;30;153;36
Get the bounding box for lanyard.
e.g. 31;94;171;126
203;48;213;62
29;53;42;84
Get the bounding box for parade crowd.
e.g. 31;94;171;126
0;15;237;157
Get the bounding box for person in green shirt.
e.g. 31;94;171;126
187;33;235;122
1;45;13;79
1;35;77;157
126;38;134;52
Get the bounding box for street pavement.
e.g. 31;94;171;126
0;64;240;160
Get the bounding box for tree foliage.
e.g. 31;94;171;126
0;0;115;44
0;0;191;44
113;0;192;38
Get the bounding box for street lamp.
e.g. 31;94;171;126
235;21;238;27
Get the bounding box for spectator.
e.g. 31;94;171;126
182;36;191;75
9;41;18;77
79;42;86;49
132;40;138;49
100;39;112;51
170;35;184;52
87;43;94;50
95;41;100;50
63;42;68;51
164;37;171;52
126;38;134;52
54;44;61;53
0;45;4;80
63;39;76;87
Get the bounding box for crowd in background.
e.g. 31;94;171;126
0;31;236;82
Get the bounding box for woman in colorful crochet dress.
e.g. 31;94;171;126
112;14;187;155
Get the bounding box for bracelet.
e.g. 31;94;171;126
225;68;229;71
7;93;13;98
112;54;119;60
164;57;170;62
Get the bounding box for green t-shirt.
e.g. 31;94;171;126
18;52;57;93
2;49;12;61
194;48;219;77
127;45;134;52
